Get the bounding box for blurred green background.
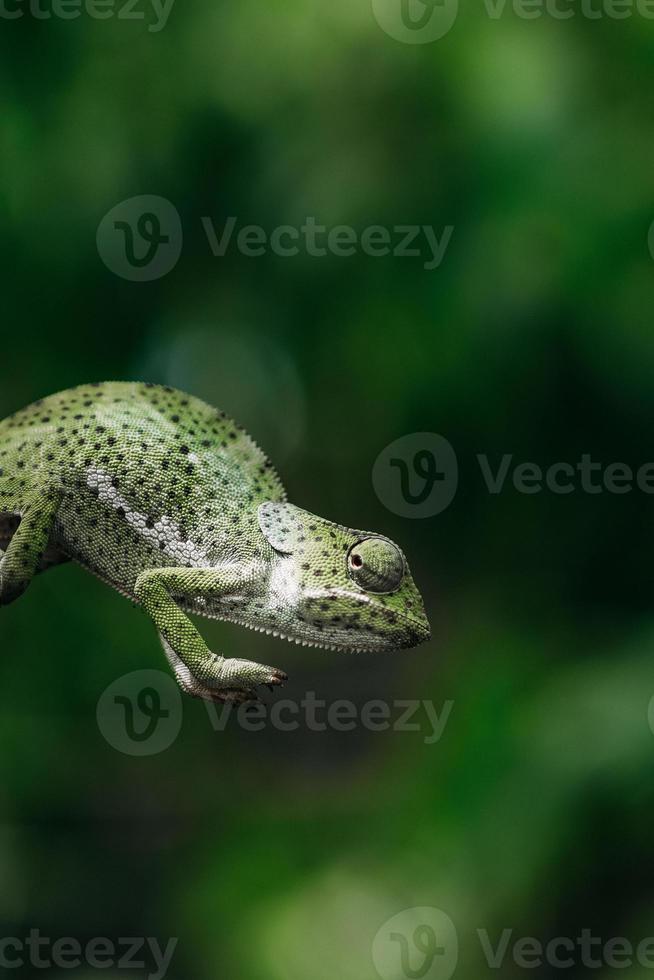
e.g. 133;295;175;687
2;1;654;978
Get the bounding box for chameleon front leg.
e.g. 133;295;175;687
134;568;288;704
0;488;62;606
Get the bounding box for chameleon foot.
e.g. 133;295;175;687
205;662;288;704
208;665;288;705
208;657;288;692
158;636;288;704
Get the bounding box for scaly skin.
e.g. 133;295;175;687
0;383;431;703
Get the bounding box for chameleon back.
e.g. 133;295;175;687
0;382;287;595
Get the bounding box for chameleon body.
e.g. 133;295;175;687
0;383;430;703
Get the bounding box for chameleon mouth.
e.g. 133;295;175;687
215;609;428;654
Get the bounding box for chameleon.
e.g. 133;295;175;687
0;382;431;703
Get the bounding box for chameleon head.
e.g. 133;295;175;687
256;502;431;653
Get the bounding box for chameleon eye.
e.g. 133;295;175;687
347;537;404;594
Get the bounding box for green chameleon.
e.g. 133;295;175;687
0;383;430;703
